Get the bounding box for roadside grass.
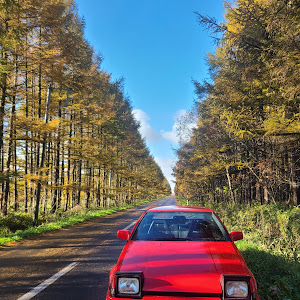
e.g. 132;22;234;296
237;240;300;300
0;198;157;247
177;197;300;300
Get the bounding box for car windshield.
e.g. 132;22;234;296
131;211;230;241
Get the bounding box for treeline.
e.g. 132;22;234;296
174;0;299;206
0;0;171;223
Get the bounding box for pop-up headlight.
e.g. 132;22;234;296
115;272;143;298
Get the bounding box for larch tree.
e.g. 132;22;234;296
175;0;299;206
0;0;171;222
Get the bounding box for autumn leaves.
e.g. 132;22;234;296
174;0;299;205
0;0;171;221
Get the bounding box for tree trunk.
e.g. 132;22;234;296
263;186;268;204
225;165;235;203
0;49;8;213
34;85;51;225
85;161;91;208
14;135;18;211
51;101;61;213
23;33;29;212
3;54;18;215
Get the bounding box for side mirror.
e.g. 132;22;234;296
230;231;243;242
117;230;131;240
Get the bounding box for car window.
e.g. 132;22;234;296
131;211;230;241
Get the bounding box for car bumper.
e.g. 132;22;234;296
106;290;258;300
106;296;221;300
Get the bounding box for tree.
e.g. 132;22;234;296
175;0;299;206
0;0;170;222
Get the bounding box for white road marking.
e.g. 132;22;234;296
17;262;80;300
123;221;136;230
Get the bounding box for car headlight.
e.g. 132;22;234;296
115;272;143;298
119;278;139;294
222;275;251;300
225;281;248;297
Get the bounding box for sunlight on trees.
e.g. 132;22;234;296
0;0;171;222
174;0;299;206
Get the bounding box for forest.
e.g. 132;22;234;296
0;0;171;225
174;0;300;207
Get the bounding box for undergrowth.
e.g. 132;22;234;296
0;198;156;247
177;197;300;300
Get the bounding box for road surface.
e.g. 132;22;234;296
0;196;176;300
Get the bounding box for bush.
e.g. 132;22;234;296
0;213;33;232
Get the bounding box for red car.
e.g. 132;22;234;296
106;205;259;300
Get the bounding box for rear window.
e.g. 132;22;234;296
131;211;230;241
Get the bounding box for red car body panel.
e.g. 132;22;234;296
118;241;249;294
106;296;221;300
106;206;259;300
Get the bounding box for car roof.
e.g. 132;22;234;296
147;205;214;213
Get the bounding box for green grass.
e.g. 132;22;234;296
237;241;300;300
0;198;157;247
177;197;300;300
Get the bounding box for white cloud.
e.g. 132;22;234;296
175;109;188;120
174;109;197;144
160;123;179;144
154;157;176;192
132;108;197;193
133;108;196;145
160;109;196;144
133;109;161;143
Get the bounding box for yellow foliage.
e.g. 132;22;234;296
253;0;270;7
227;22;243;34
47;118;60;128
263;107;300;135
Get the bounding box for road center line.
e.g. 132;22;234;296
123;221;136;230
17;262;80;300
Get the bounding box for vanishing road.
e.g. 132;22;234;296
0;196;176;300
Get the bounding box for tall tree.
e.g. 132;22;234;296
175;0;299;206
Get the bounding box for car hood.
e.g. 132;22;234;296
118;241;248;294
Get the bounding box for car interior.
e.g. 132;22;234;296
133;213;227;241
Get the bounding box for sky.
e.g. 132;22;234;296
75;0;225;192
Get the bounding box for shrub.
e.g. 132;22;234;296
0;213;33;232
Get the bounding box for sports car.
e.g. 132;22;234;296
106;205;259;300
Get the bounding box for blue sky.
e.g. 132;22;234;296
75;0;225;191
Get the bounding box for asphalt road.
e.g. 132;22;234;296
0;196;176;300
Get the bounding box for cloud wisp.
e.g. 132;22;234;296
132;109;161;143
133;108;195;145
133;108;196;192
154;156;177;188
